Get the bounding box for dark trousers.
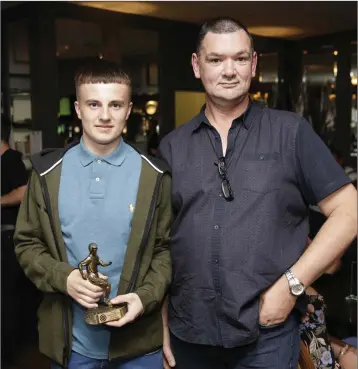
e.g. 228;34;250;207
1;229;21;363
1;229;42;364
170;313;300;369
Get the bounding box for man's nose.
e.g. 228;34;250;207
222;59;237;78
99;107;110;121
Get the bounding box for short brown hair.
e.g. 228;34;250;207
196;17;254;55
74;60;132;95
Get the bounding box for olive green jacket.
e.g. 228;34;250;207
14;143;172;367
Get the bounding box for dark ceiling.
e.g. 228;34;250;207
76;1;357;39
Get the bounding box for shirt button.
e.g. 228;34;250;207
96;177;100;182
214;225;219;230
97;160;101;164
215;259;219;264
219;193;223;197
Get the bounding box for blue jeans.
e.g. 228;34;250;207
170;313;300;369
51;349;162;369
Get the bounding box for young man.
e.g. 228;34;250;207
159;17;357;369
14;60;172;369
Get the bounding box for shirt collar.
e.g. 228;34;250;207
79;137;128;167
192;99;253;133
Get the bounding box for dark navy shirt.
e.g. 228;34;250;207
158;102;351;348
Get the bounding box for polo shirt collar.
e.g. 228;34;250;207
79;137;128;167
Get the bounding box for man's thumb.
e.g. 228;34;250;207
110;294;127;305
98;272;108;280
164;347;176;367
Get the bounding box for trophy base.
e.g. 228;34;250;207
84;303;128;325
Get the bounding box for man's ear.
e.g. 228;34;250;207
126;102;133;121
74;101;81;120
251;51;258;78
192;53;201;79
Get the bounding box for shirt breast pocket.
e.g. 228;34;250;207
241;153;282;194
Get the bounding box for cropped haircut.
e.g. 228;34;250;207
196;17;254;55
74;60;132;96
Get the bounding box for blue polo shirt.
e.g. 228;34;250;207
58;138;141;359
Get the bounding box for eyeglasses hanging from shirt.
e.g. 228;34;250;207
217;156;234;201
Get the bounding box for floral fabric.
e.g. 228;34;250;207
299;293;340;369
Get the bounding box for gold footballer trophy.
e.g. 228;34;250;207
78;243;128;325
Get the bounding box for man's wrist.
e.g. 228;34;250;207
284;268;305;296
132;293;145;316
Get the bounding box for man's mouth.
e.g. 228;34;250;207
95;125;114;129
220;82;239;87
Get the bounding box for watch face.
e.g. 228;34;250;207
292;284;304;296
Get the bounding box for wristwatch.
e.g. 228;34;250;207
284;269;305;296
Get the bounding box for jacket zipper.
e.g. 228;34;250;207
37;172;70;368
127;174;163;293
108;173;163;362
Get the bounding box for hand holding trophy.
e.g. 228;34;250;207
78;243;128;325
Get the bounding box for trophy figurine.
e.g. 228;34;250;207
78;243;128;325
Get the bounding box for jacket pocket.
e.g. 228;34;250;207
109;309;162;360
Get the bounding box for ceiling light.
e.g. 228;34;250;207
248;26;305;38
77;2;158;16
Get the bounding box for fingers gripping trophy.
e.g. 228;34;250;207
78;243;128;325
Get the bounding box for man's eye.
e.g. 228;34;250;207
112;104;120;109
236;56;250;64
89;103;98;108
210;59;221;64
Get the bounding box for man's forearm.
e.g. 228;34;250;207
292;190;357;287
1;185;26;207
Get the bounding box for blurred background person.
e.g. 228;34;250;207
1;115;29;366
